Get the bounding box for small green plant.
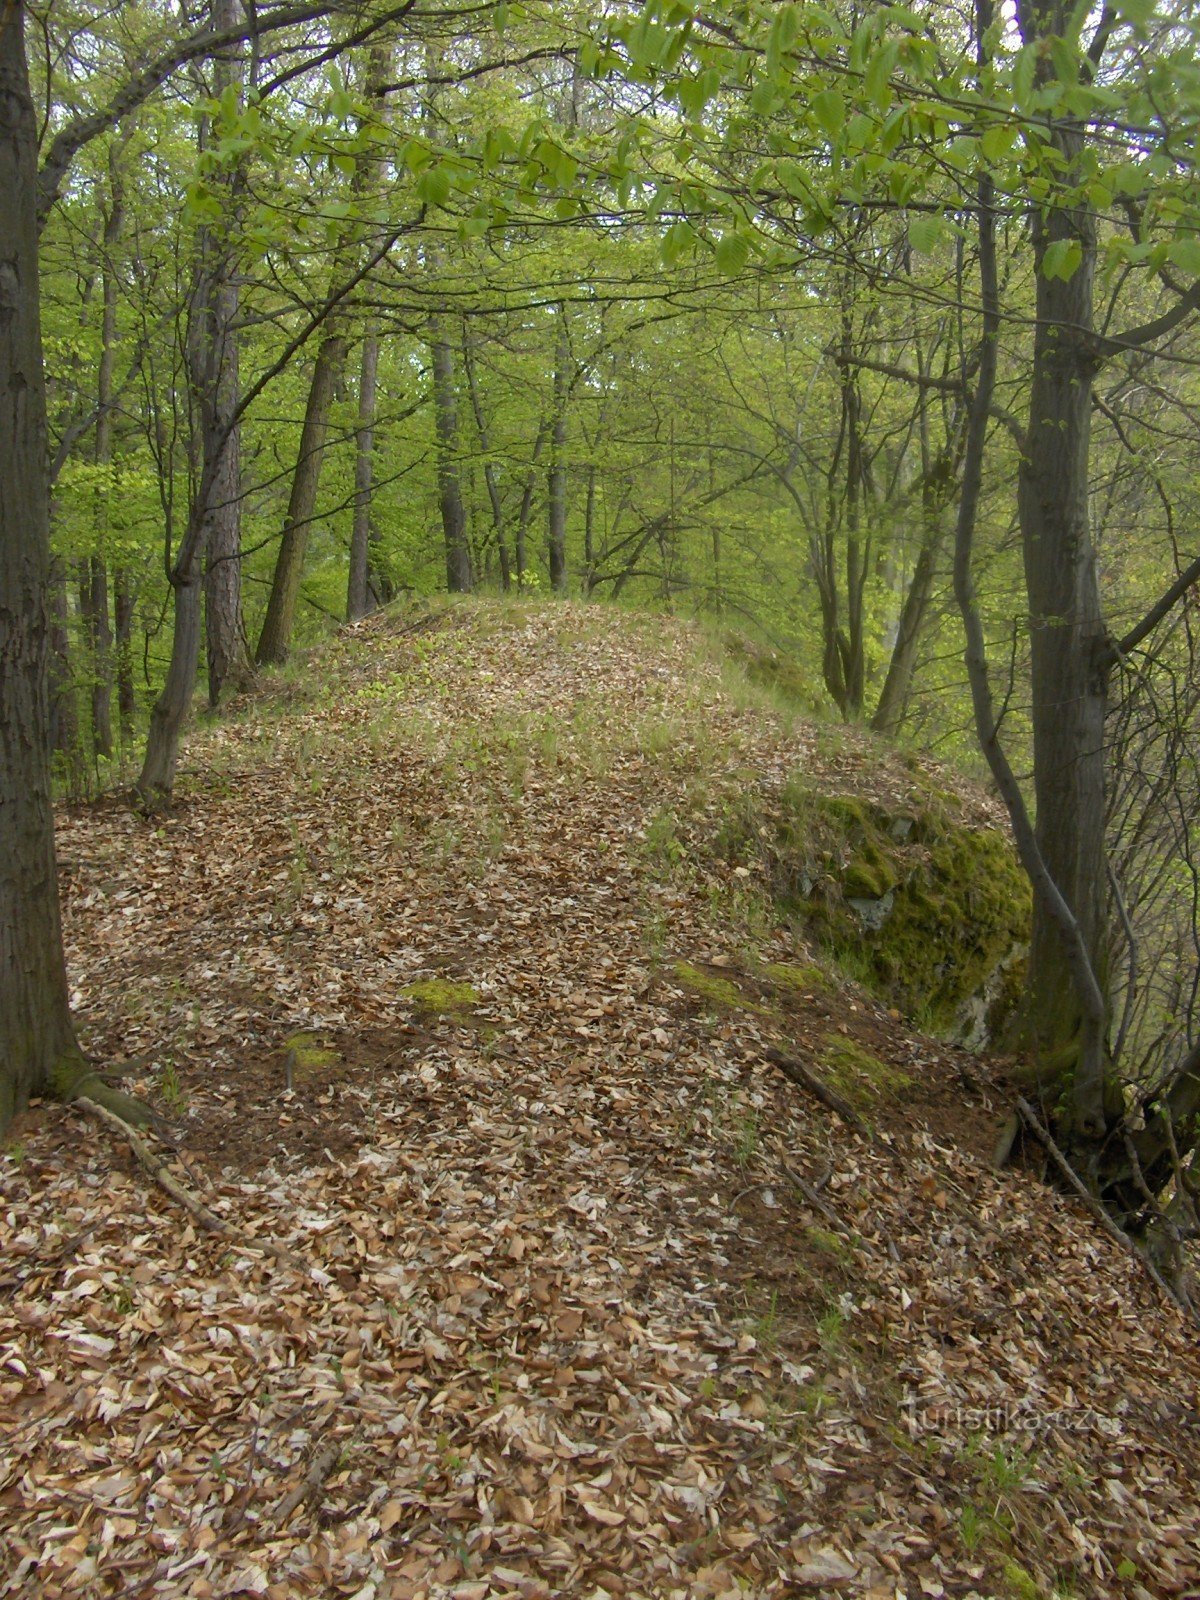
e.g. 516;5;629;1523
158;1061;186;1114
643;808;686;868
958;1502;984;1554
817;1302;847;1352
748;1287;780;1350
732;1104;760;1169
3;1140;26;1167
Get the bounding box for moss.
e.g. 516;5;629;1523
843;841;899;900
806;1225;853;1262
283;1032;340;1071
401;979;479;1016
763;961;828;996
1000;1561;1043;1600
821;1033;913;1106
673;961;745;1010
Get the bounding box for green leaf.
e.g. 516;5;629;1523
714;231;750;274
777;160;813;202
1042;237;1083;280
981;122;1017;162
908;212;944;253
1168;235;1200;277
416;164;451;207
811;88;845;140
1116;0;1155;24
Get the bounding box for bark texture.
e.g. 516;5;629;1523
431;325;471;592
0;4;82;1132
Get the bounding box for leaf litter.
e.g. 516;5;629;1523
2;600;1199;1600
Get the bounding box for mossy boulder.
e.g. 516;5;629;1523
401;979;479;1017
762;785;1030;1040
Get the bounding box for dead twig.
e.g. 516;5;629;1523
764;1047;870;1137
781;1161;850;1234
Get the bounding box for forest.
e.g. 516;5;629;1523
5;1;1200;1596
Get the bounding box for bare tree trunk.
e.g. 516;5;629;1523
0;4;84;1132
256;326;347;662
431;324;471;592
871;516;944;736
202;247;250;699
347;320;383;619
1016;0;1111;1135
547;305;570;594
463;329;510;591
84;156;123;758
136;526;205;806
516;420;548;588
47;557;78;763
113;567;136;737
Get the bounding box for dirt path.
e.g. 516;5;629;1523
2;603;1198;1600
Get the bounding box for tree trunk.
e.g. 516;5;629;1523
201;250;250;700
871;515;944;736
201;0;253;705
463;330;510;591
136;510;206;806
47;557;78;763
0;4;83;1132
113;567;136;737
1016;0;1111;1136
431;325;471;592
256;327;347;662
85;158;123;759
78;557;114;760
347;320;383;619
547;305;570;594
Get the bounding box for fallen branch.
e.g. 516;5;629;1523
764;1047;870;1137
781;1161;850;1233
75;1097;301;1270
77;1096;228;1233
1015;1097;1188;1314
273;1426;356;1529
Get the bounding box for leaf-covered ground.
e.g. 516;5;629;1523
3;601;1199;1600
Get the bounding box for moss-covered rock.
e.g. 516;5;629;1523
401;979;479;1017
761;785;1030;1040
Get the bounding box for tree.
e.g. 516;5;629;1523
0;1;85;1132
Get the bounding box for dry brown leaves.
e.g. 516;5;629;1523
2;601;1199;1600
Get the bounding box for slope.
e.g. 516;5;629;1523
1;600;1198;1600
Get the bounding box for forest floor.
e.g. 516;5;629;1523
3;599;1200;1600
